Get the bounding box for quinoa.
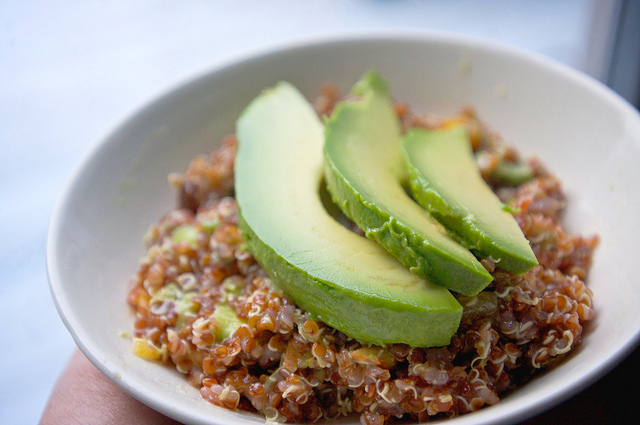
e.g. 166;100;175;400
127;85;598;424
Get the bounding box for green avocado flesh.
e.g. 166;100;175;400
403;126;538;274
323;72;493;296
235;81;462;347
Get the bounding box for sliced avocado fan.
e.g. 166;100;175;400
403;126;538;274
323;71;493;296
235;81;462;347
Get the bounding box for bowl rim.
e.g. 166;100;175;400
47;29;640;425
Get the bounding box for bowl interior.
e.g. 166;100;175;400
48;33;640;425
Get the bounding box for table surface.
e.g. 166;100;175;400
2;1;637;424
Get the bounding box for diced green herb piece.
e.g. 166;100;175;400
490;159;534;186
213;303;247;341
171;224;200;247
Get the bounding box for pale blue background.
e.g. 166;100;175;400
0;1;610;423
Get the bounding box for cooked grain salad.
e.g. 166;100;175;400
126;83;598;424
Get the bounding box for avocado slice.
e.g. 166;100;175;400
403;126;538;274
323;72;493;296
235;81;462;347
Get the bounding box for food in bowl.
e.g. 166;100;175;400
126;71;598;424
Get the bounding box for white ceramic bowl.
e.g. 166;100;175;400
47;32;640;425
